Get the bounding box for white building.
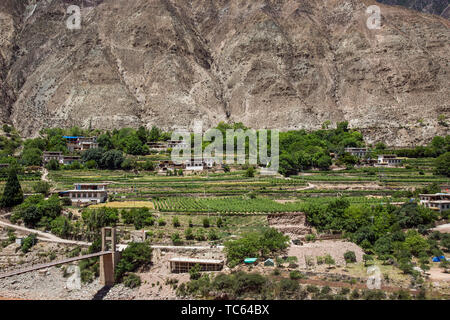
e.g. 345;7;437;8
377;154;403;166
344;147;369;158
42;152;80;165
419;193;450;213
60;183;108;204
184;158;215;171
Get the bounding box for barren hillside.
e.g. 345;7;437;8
0;0;449;146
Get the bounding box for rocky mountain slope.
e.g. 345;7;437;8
377;0;449;19
0;0;449;146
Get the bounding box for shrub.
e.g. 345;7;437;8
171;232;183;246
157;218;166;226
123;273;141;288
115;242;152;281
208;229;218;241
306;285;319;293
324;254;335;265
189;264;201;280
344;251;357;263
350;289;360;299
84;160;97;169
202;217;210;228
279;278;299;296
21;234;37;253
195;229;206;241
33;181;51;196
172;216;181;228
321;285;331;294
245;166;255;178
289;270;305;280
185;228;194;240
363;254;374;266
46;159;60;170
81;269;94;284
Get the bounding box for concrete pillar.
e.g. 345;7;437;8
100;253;114;286
99;227;119;286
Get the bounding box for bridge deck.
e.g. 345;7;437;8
0;251;112;279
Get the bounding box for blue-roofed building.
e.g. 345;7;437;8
63;136;98;152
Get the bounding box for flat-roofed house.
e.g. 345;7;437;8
42;151;63;164
59;183;108;205
184;158;215;171
419;193;450;213
344;147;369;158
377;154;404;166
42;152;80;165
158;160;185;173
169;257;224;273
167;140;189;149
61;155;81;165
148;142;168;151
185;158;205;171
64;136;99;153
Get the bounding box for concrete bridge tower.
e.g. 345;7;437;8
99;227;120;286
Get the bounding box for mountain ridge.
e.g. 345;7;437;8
0;0;448;146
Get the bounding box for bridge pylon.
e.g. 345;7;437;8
99;227;120;286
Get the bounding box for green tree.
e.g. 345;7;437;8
100;150;124;170
0;167;24;208
148;126;161;142
97;133;114;150
21;148;42;166
136;126;148;144
115;242;152;281
344;251;357;263
434;152;450;177
50;216;73;238
46;159;60;170
316;155;332;170
33;181;51;196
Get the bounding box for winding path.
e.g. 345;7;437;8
0;219;91;246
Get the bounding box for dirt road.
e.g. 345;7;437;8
0;220;91;246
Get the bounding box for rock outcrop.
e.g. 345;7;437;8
0;0;448;146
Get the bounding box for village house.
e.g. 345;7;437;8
184;158;215;171
63;136;99;153
419;192;450;213
148;142;168;151
42;151;81;165
377;154;404;166
167;140;189;149
158;160;185;173
59;183;108;205
344;147;370;158
169;257;224;273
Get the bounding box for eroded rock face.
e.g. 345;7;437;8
377;0;449;19
0;0;449;146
